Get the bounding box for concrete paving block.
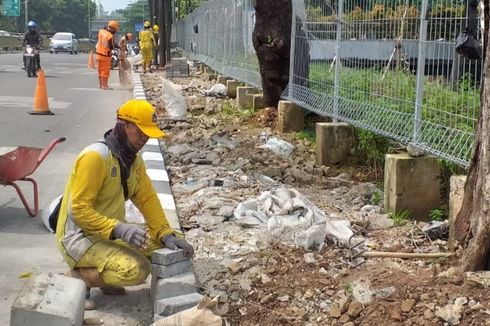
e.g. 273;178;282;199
152;248;189;266
151;272;197;302
152;260;192;279
11;273;85;326
155;293;203;316
384;154;441;220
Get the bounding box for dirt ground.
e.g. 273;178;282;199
141;64;490;326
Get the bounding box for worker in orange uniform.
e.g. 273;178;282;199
96;20;119;90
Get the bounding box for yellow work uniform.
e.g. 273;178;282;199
56;142;173;286
139;29;156;65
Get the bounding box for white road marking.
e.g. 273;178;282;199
146;139;159;146
142;152;164;161
146;169;169;182
157;193;176;210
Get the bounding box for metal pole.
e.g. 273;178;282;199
152;0;157;25
25;0;28;28
333;0;344;122
288;0;297;98
159;0;167;67
88;0;91;39
414;0;429;144
165;0;171;61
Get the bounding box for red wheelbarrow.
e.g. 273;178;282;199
0;137;65;217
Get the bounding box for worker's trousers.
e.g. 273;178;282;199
75;238;162;287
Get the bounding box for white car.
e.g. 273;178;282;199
0;30;11;36
49;32;78;54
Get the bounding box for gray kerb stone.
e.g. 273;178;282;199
155;293;203;317
11;273;86;326
152;248;189;266
151;272;198;304
152;259;192;279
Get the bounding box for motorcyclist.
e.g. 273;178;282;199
22;21;42;70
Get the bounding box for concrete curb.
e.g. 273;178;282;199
132;73;180;230
132;73;201;321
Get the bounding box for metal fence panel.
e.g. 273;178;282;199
176;0;482;168
176;0;261;88
283;0;481;168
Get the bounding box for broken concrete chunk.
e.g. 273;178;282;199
11;273;85;326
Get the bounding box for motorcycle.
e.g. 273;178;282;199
23;45;39;77
111;48;120;70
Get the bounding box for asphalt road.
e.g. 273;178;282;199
0;52;131;323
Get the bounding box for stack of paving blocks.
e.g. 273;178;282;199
165;58;190;78
151;248;202;322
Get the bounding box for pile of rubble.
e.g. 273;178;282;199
140;66;490;326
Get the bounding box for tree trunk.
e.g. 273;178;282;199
454;3;490;272
252;0;292;108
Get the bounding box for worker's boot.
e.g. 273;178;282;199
101;77;112;90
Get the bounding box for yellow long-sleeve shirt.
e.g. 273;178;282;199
56;142;173;268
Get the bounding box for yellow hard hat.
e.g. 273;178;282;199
144;21;151;28
153;24;159;32
108;20;119;32
117;100;165;138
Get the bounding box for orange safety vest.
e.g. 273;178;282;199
96;29;113;57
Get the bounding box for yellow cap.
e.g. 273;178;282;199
117;100;165;138
144;21;151;28
153;24;159;32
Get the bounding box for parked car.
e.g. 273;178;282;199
49;32;78;54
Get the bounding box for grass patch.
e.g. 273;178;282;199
389;210;411;225
429;208;445;222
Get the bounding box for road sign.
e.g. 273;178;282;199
135;23;143;32
2;0;20;17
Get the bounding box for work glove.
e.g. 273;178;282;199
112;223;148;248
161;234;194;258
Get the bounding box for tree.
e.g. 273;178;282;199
253;0;310;108
0;0;97;37
453;4;490;272
252;0;292;108
116;0;151;34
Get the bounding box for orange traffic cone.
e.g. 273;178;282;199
29;69;53;115
88;50;95;69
